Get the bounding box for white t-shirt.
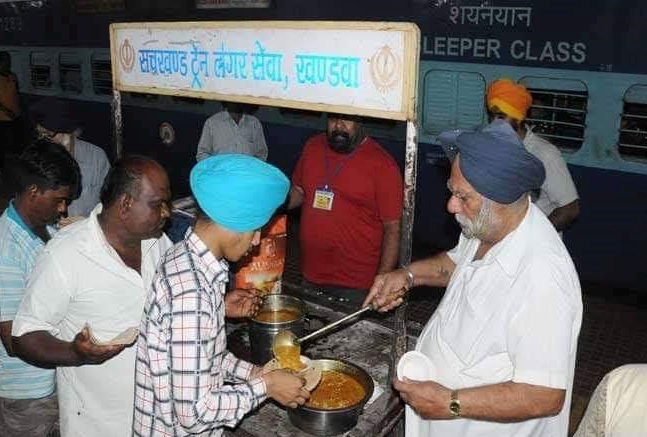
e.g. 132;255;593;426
12;205;173;437
195;110;268;161
410;202;582;437
523;129;579;216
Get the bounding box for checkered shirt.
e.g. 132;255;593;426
133;228;267;437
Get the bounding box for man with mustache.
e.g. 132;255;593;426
133;155;309;437
364;120;582;437
288;113;403;305
12;155;174;437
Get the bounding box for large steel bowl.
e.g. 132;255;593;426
248;294;306;365
288;358;374;436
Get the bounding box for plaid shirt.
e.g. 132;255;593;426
133;229;267;437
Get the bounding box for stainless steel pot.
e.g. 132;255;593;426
288;358;375;436
248;294;306;365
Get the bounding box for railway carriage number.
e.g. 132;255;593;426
0;16;22;32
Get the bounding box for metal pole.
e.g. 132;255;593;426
390;119;419;373
111;89;123;160
388;120;418;436
400;120;418;277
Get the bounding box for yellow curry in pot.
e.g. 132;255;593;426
254;308;300;323
306;370;366;409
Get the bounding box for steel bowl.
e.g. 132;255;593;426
248;294;306;365
288;358;374;436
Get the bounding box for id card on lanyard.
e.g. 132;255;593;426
313;186;334;210
312;142;361;211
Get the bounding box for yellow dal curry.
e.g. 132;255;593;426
306;370;366;409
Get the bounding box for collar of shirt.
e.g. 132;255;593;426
184;227;230;293
472;197;536;277
67;204;169;286
7;199;55;241
225;110;246;126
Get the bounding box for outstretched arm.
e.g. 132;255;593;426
363;254;455;312
13;327;126;368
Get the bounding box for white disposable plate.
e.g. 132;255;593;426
263;356;322;391
396;351;434;381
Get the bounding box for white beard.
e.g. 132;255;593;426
455;198;494;239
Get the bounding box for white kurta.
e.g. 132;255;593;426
12;205;173;437
574;364;647;437
409;202;582;437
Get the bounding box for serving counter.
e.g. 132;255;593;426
225;296;405;437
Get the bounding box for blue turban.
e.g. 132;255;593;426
190;154;289;232
451;120;545;204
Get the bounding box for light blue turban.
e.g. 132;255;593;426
190;154;290;232
451;120;546;204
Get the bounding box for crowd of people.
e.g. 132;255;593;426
0;66;644;437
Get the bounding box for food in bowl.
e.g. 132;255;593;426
274;344;305;371
306;370;366;409
253;308;300;323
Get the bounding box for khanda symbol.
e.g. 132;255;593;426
120;39;135;73
369;45;401;94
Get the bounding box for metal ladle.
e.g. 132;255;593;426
272;304;375;357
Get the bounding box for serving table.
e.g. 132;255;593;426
225;294;405;437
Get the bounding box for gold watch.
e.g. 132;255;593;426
449;389;461;418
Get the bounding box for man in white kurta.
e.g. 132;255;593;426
12;157;173;437
412;201;581;437
365;120;582;437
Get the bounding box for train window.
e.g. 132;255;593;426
619;85;647;159
29;52;52;89
59;53;82;94
421;70;486;135
519;77;588;152
91;54;112;95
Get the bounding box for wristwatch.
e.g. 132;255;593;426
449;389;461;418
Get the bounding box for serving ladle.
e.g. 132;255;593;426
272;304;375;358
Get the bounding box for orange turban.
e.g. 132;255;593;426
486;79;532;121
